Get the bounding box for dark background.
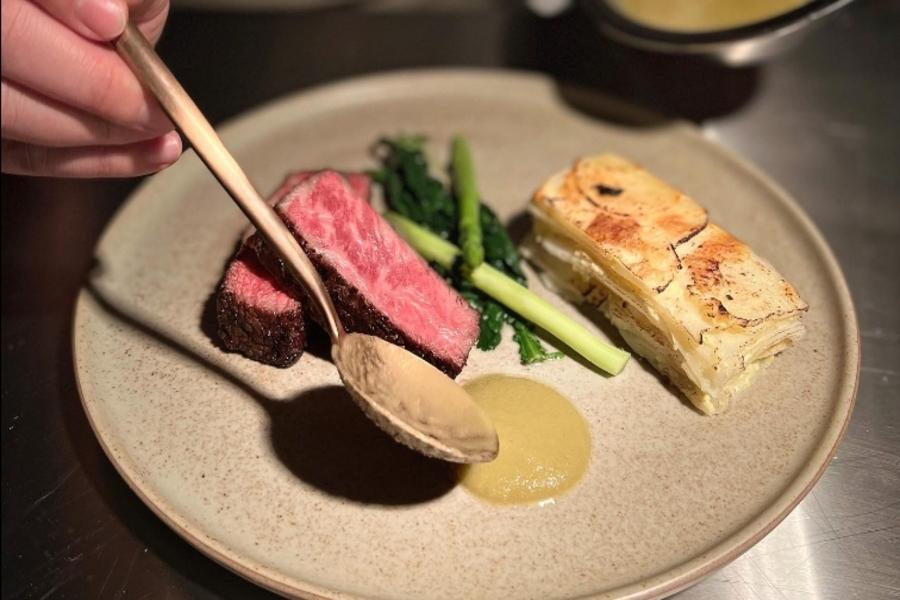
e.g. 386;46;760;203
3;1;899;598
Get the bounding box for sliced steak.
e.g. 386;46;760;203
216;246;306;367
217;170;371;367
271;171;371;205
248;170;479;377
241;171;371;242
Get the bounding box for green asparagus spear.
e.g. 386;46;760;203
451;136;484;273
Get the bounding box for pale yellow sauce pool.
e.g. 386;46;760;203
459;376;591;505
610;0;807;33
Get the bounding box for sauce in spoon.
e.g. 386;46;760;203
334;334;499;463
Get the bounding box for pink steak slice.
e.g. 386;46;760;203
216;171;371;366
250;170;479;377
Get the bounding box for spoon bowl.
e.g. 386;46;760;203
334;333;498;463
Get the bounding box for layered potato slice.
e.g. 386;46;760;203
525;154;807;414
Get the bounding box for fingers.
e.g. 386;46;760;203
125;0;169;44
1;0;171;131
2;79;169;147
1;131;182;177
28;0;127;41
0;0;175;179
28;0;169;43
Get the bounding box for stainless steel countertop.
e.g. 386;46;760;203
2;1;898;598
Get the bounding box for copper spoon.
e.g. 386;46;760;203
114;23;497;463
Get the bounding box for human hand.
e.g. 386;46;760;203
1;0;181;177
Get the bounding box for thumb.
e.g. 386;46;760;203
31;0;128;41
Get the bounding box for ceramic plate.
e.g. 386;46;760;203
73;69;859;599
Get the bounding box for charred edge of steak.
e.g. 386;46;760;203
247;233;467;378
215;285;307;368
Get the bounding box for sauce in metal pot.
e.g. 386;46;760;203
609;0;807;33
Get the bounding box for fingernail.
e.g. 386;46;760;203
77;0;127;40
150;131;182;165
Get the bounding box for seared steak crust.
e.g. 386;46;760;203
216;247;306;367
216;287;306;367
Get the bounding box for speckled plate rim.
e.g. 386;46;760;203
72;68;860;600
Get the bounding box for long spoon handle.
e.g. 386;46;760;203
115;22;344;341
